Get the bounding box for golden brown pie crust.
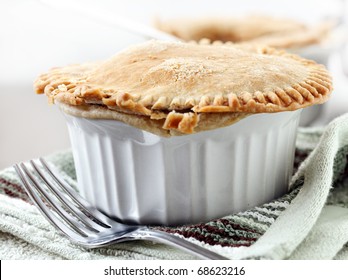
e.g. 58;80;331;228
155;15;332;49
35;40;332;136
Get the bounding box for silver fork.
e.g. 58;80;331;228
13;158;228;260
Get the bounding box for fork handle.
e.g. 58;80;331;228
131;228;229;260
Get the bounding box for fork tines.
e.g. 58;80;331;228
14;158;111;240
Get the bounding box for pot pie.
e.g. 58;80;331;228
35;40;332;137
34;40;333;225
155;15;333;49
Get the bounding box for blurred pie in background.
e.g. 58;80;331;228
155;15;334;50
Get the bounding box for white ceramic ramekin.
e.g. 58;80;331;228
64;110;301;226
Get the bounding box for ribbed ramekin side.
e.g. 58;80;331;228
64;110;301;225
66;120;95;205
198;110;301;221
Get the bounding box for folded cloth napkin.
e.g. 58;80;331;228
1;113;348;260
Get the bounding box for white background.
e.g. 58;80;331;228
0;0;348;169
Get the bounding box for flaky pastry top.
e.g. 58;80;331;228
35;40;332;136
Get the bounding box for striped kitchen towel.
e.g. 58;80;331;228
0;113;348;260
